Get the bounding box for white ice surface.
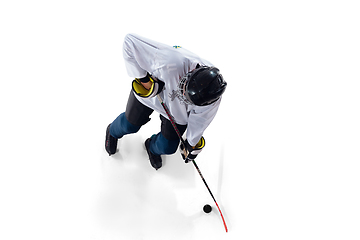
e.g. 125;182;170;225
1;1;360;239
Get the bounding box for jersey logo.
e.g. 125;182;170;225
173;46;182;49
169;89;189;108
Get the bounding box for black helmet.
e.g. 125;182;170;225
179;66;227;106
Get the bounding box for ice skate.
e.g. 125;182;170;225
144;137;162;170
105;124;117;156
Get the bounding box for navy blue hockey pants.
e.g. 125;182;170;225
109;91;187;156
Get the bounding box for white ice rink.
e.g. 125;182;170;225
1;0;360;239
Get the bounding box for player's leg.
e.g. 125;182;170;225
105;91;153;155
145;115;187;169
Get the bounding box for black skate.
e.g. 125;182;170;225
105;124;117;156
145;137;162;170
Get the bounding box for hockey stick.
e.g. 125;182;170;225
156;94;228;232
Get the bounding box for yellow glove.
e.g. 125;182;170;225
180;137;206;163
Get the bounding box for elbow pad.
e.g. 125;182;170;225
132;74;164;98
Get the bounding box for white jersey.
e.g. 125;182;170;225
123;34;222;146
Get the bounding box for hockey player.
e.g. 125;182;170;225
105;34;227;170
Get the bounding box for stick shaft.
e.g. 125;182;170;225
156;94;228;232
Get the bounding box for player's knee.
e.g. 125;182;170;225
110;113;141;138
121;114;141;134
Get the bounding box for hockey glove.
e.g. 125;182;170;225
180;137;205;163
132;73;164;98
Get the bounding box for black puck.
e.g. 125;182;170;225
203;204;212;213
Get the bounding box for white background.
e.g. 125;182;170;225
1;0;359;239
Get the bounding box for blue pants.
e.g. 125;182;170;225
110;91;187;156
